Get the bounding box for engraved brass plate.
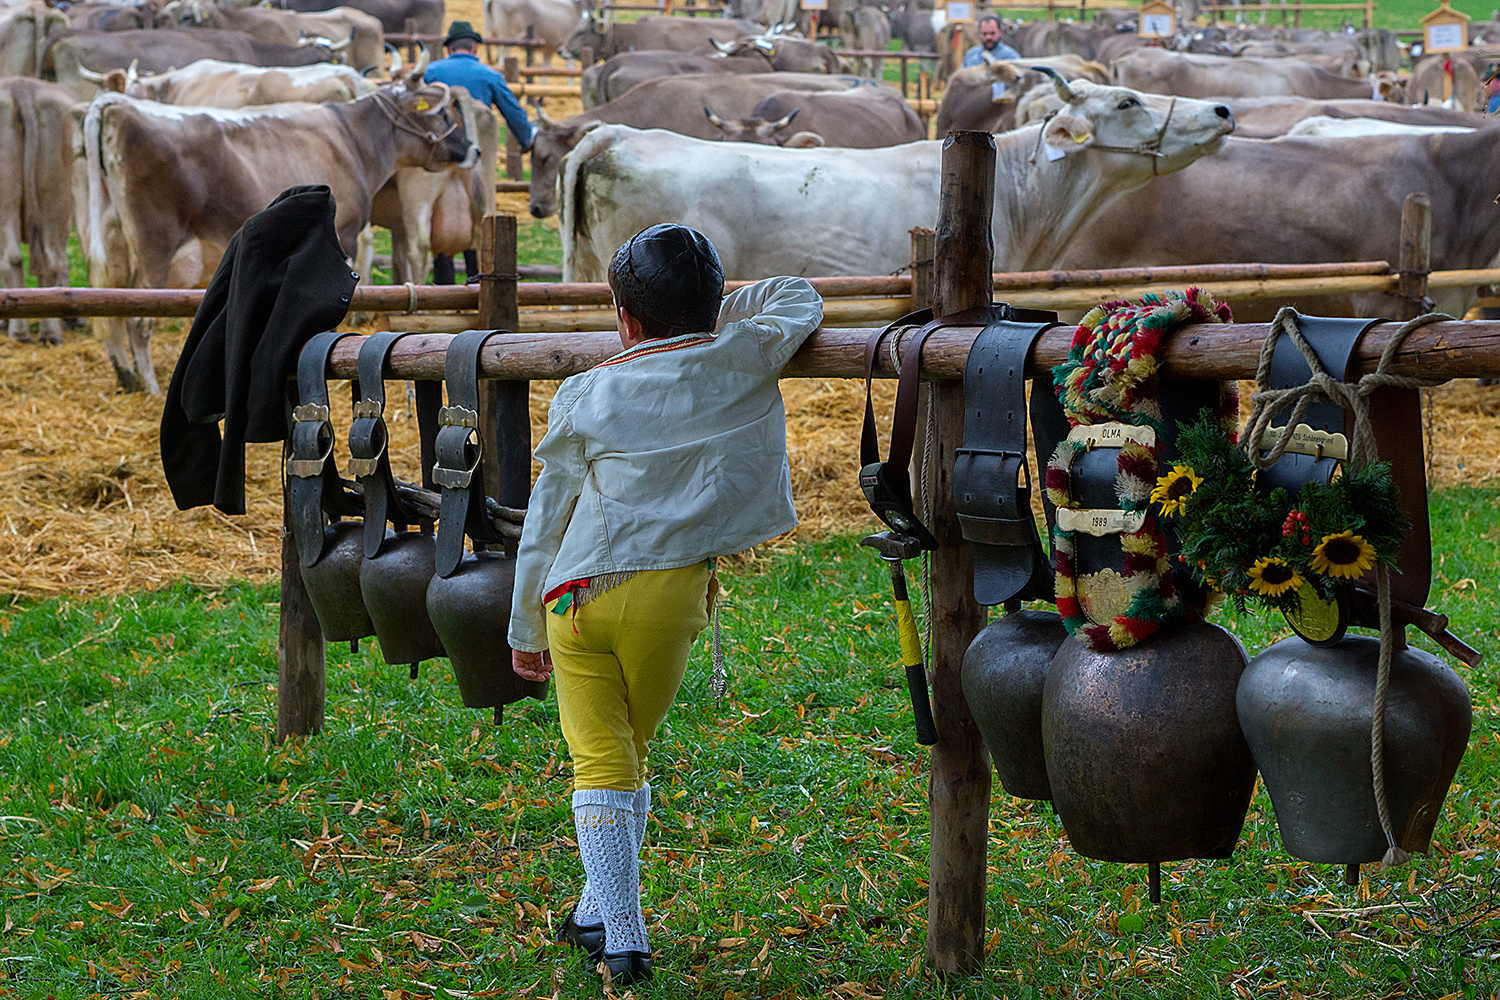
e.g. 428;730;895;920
1067;422;1157;450
1056;507;1147;536
1077;567;1149;626
291;403;330;423
1259;423;1348;461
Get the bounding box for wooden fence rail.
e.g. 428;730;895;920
9;263;1496;331
5;260;1475;319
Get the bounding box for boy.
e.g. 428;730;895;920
509;224;823;986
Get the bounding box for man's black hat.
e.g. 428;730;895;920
610;224;725;334
444;20;483;46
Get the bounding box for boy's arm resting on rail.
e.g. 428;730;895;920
715;276;824;373
507;393;586;654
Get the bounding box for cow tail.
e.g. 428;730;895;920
19;85;41;249
83;97;110;269
558;132;589;283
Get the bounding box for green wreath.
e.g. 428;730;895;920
1164;411;1408;617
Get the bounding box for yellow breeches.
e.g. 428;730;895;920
547;562;714;792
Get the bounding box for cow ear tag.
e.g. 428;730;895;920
1042;113;1093;157
991;81;1009;101
415;98;430;111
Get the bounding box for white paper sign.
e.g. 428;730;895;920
946;1;973;22
1140;12;1174;37
991;80;1009;101
802;0;828;9
1044;142;1067;161
1426;21;1465;51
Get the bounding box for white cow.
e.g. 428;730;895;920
484;0;580;57
81;58;380;106
558;77;1235;280
1283;115;1476;137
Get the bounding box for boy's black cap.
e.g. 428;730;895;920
610;224;724;334
445;20;483;45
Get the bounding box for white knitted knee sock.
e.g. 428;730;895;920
630;783;651;854
574;783;652;927
572;789;649;955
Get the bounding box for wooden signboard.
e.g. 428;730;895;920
1139;0;1175;38
1421;0;1469;53
946;1;974;22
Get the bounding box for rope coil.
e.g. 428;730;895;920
1244;307;1450;871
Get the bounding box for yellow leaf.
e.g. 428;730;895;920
129;803;146;819
222;907;241;928
716;937;748;949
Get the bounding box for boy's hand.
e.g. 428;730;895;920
513;649;553;682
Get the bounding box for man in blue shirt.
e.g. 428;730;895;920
962;15;1019;67
422;21;535;283
1486;63;1499;114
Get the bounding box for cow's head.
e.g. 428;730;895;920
1374;70;1405;102
528;102;602;217
380;56;480;172
703;104;819;145
560;11;608;62
1028;69;1234;176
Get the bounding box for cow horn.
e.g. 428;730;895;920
76;64;107;81
410;43;430;80
327;34;351;51
128;58;139;85
770;107;798;130
385;42;402;77
710;37;734;53
1032;65;1081;103
534;100;556;128
703;105;728;128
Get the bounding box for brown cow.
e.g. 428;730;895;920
72;70;478;392
704;85;924;146
0;78;76;344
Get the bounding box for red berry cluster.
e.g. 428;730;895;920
1282;510;1312;546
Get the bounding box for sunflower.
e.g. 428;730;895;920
1310;531;1377;579
1151;464;1203;517
1246;556;1302;598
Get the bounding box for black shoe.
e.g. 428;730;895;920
601;951;653;987
556;907;605;963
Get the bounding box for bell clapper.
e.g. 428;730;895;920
1149;862;1161;905
493;705;503;726
1345;863;1360;887
409;663;420;680
350;639;359;655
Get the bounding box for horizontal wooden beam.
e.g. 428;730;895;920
323;318;1500;384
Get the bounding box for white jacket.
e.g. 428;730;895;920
507;276;824;652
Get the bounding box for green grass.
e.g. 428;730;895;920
0;490;1497;997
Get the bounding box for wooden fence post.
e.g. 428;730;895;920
925;130;994;975
910;229;936;522
1396;192;1431;323
503;57;523;180
278;436;326;742
404;17;419;65
477;215;531;510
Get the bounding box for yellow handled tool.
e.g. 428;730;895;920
862;531;938;746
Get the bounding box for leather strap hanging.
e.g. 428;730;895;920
859;308;938;548
349;332;441;559
287;331;361;568
953;316;1059;607
1254;313;1431;611
433;330;511;578
1256;315;1374;495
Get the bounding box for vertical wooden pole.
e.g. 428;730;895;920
503;56;523;180
901;53;909;98
1396;192;1432;323
278;438;326;742
925;131;993;976
476;215;531;511
404;17;418;65
910;228;936;523
525;24;536;67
